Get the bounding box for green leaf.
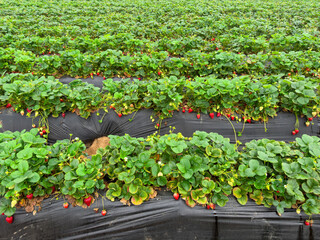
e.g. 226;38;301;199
76;163;86;176
29;173;40;183
157;176;167;186
17;148;33;159
85;180;96;189
129;183;139;194
18;160;29;173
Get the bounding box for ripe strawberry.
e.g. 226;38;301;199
101;210;107;216
217;112;221;117
305;220;310;226
1;213;4;215
188;108;193;113
32;72;34;75
6;103;12;108
6;216;13;224
90;73;93;76
26;193;33;199
227;114;231;118
138;77;141;80
42;130;46;134
191;63;193;66
211;38;215;41
215;47;219;51
247;119;251;123
103;76;106;80
156;123;160;128
231;116;235;121
288;73;291;76
182;108;185;113
173;193;179;200
196;114;200;119
158;71;161;76
118;113;122;118
63;202;69;209
308;117;313;121
62;113;65;118
210;203;215;210
40;132;43;136
276;190;280;193
51;186;56;193
84;196;92;206
206;205;210;210
209;113;214;119
27;108;32;113
60;98;64;102
295;129;299;134
97;72;100;76
292;131;296;135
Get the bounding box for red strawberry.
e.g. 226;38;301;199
196;114;200;119
42;130;46;134
276;191;280;193
215;47;219;50
247;119;251;123
231;116;235;121
26;193;33;199
206;205;210;210
295;129;299;134
51;186;56;193
305;220;310;226
210;203;215;210
6;216;13;224
182;108;185;113
63;202;69;209
209;113;214;119
227;114;231;118
26;108;32;113
90;73;93;76
6;103;12;108
101;210;107;216
103;76;106;80
211;38;215;41
292;131;296;135
217;112;221;117
62;113;65;118
308;117;313;121
158;71;161;76
173;193;179;200
1;213;4;215
288;73;291;76
97;72;100;76
40;132;43;136
156;123;160;128
138;77;141;80
60;98;64;102
118;113;122;118
32;72;34;75
84;196;92;206
191;63;193;66
188;108;193;113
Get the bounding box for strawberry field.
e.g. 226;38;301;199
0;0;320;239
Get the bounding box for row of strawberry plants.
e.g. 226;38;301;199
1;129;319;220
1;0;318;39
1;74;319;125
1;48;320;79
1;32;319;56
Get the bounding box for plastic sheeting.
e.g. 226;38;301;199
0;190;319;240
0;108;319;145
